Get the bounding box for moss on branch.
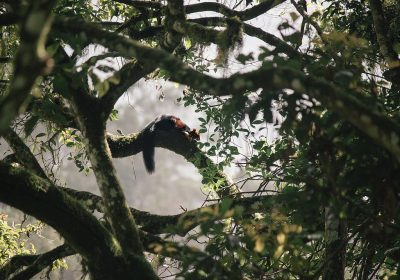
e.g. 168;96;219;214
369;0;400;84
71;103;146;257
1;244;74;280
112;0;284;22
62;186;276;236
172;20;221;45
3;127;48;178
369;0;399;63
0;0;56;135
0;163;127;277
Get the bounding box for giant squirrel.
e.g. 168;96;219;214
142;115;200;173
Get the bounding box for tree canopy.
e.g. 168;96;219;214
1;0;400;279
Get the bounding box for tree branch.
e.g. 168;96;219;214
112;0;163;10
140;231;237;278
190;17;303;59
140;194;276;236
0;57;12;63
185;0;285;21
63;75;159;279
172;20;222;45
368;0;400;83
0;255;36;279
1;244;74;280
162;0;185;51
99;0;186;119
0;0;55;135
290;0;325;41
0;12;19;26
2;127;48;178
0;163;127;278
112;0;285;22
69;99;148;259
51;51;149;259
99;61;156;120
61;186;276;236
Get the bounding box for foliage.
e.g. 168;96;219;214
0;214;40;265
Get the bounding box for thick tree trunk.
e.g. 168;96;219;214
323;204;347;280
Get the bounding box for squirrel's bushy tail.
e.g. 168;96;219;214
142;132;155;173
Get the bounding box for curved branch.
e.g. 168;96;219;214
112;0;162;10
1;244;74;280
100;61;156;120
290;0;325;41
185;0;285;21
190;17;303;59
172;20;222;45
100;0;185;119
2;127;47;178
61;187;276;236
112;0;284;21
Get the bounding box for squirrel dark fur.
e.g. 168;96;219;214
142;115;200;173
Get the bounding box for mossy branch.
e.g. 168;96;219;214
112;0;162;10
369;0;400;83
99;61;156;121
190;17;303;59
369;0;399;63
112;0;285;21
2;127;48;178
1;244;74;280
62;187;276;236
0;0;56;135
69;101;147;258
0;163;124;277
185;0;285;21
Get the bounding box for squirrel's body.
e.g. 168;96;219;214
142;115;199;173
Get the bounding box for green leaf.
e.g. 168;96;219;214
219;198;233;215
54;74;71;97
24;116;39;137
